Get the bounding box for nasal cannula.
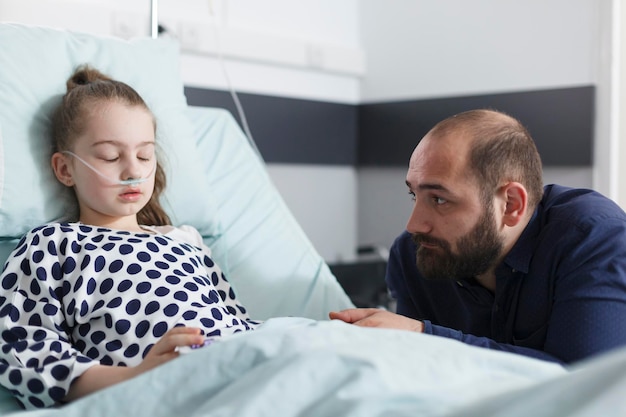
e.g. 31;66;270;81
62;151;155;187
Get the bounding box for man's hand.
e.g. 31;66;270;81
329;308;424;332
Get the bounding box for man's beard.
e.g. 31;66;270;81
412;206;504;281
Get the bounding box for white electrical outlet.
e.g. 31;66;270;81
174;19;365;76
178;20;216;54
111;12;148;39
306;44;325;69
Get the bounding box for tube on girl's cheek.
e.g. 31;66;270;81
63;151;155;186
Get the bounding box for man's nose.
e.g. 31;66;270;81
406;201;432;234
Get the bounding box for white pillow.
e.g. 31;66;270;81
0;23;220;244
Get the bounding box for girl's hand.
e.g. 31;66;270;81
133;326;205;375
64;327;205;402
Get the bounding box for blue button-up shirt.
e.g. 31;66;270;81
386;184;626;364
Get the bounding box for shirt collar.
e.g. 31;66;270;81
502;207;541;274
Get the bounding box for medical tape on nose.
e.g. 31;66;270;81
62;151;155;186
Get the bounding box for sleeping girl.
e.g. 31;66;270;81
0;65;259;409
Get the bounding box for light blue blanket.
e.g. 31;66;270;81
4;317;621;417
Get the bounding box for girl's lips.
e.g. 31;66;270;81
119;188;142;202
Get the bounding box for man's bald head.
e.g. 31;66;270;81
421;109;544;209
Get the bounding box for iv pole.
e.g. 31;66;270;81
150;0;159;39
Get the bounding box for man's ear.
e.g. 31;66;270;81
500;182;528;227
51;152;74;187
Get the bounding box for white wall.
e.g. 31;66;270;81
615;0;626;208
267;164;357;262
359;0;599;102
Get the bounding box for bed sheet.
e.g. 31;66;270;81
444;339;626;417
1;317;569;417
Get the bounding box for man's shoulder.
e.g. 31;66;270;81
540;184;626;226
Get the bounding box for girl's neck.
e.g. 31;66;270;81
78;216;143;233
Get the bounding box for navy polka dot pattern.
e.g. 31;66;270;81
0;223;258;409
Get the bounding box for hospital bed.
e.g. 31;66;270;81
0;22;625;417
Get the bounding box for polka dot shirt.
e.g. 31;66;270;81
0;222;259;409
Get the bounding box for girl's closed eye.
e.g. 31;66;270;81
99;155;119;162
94;146;120;162
137;144;156;162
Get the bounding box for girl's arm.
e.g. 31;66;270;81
64;326;204;402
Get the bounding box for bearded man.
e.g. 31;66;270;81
330;109;626;364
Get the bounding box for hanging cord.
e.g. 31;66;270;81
207;0;263;160
152;0;263;160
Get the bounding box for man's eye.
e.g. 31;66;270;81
408;191;416;201
433;197;447;205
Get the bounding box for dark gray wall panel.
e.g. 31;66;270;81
184;87;358;165
358;86;595;167
185;86;594;167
